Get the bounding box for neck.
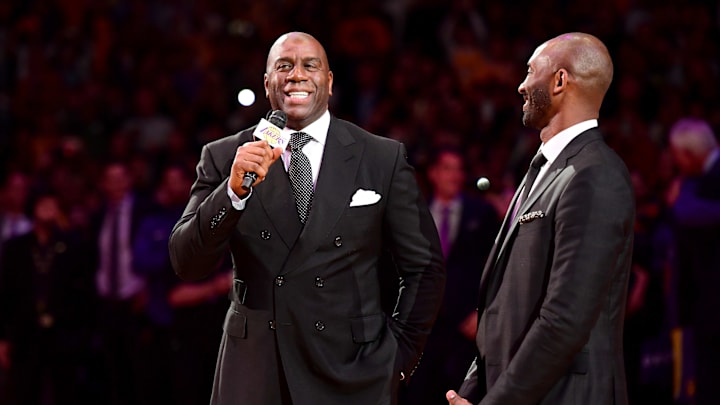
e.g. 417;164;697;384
540;111;597;143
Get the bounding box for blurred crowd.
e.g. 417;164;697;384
0;0;719;404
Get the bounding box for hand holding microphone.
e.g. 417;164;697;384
230;110;288;195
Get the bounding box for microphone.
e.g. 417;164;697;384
476;177;491;191
241;110;288;190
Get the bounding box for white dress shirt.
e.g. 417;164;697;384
529;119;598;196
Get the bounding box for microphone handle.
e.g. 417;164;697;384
241;172;258;190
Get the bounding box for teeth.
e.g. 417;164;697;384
288;92;309;98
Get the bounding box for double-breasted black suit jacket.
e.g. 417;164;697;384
459;129;635;405
169;116;445;405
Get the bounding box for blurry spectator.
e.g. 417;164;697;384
668;118;720;405
404;147;499;405
133;163;231;405
0;171;33;261
624;170;674;405
0;190;95;405
89;161;151;405
122;88;175;153
131;163;230;405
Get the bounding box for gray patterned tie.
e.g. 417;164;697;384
289;132;314;224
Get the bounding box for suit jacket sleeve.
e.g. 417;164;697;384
482;163;634;404
169;140;243;281
383;143;446;377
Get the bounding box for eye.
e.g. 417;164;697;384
277;62;292;71
304;63;319;71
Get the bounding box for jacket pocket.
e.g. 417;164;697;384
350;313;385;343
223;305;247;339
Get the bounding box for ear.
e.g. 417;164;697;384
264;73;269;98
553;69;567;94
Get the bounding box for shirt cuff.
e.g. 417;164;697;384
227;182;252;211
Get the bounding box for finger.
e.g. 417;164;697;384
234;147;266;170
446;390;468;404
271;145;284;161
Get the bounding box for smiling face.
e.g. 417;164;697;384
518;43;555;130
264;33;333;130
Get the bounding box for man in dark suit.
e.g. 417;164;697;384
668;118;720;405
446;32;635;405
89;161;152;405
404;147;499;404
0;191;95;405
169;32;445;405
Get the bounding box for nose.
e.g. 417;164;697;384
518;79;527;95
288;65;308;82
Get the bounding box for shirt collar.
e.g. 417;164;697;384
282;110;330;146
431;197;462;212
539;119;598;163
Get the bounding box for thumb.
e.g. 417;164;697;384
446;390;469;404
271;146;284;161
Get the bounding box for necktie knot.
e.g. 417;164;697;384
290;132;312;152
530;151;547;169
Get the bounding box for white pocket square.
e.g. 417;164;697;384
349;189;382;207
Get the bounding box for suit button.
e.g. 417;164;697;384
334;236;342;247
315;321;325;331
269;320;276;330
315;277;324;288
261;230;271;240
275;276;285;287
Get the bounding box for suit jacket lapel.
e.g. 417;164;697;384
481;129;603;300
283;118;362;274
255;159;302;249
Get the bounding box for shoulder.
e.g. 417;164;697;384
329;116;404;165
568;129;629;174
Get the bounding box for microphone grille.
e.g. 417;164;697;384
267;110;287;128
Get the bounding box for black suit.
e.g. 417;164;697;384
88;194;154;405
459;129;635;404
169;116;445;405
405;195;499;404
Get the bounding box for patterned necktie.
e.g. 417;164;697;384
289;132;314;224
513;151;547;220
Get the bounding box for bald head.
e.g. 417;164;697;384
544;33;614;103
266;32;330;73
